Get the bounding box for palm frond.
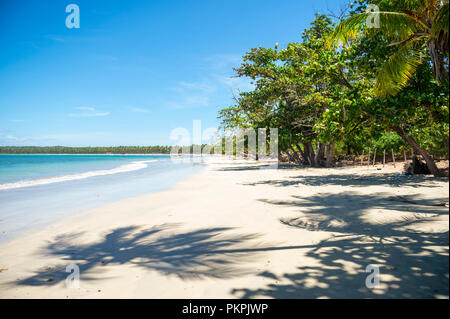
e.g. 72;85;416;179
374;43;424;97
328;11;423;47
327;13;368;47
401;0;427;9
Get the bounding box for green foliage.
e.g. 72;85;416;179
219;15;358;154
371;132;407;151
217;4;449;168
329;0;449;96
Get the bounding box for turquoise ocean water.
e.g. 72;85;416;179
0;155;203;241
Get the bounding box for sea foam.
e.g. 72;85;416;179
0;160;157;191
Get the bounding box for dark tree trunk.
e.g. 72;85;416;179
303;142;315;166
326;142;335;168
428;39;449;83
393;126;442;177
288;146;302;164
285;149;296;163
405;155;431;175
308;143;315;166
314;143;325;167
445;137;449;160
296;144;306;163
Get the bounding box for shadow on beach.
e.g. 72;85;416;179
13;224;305;286
242;172;446;188
232;191;449;298
10;175;449;298
216;163;301;171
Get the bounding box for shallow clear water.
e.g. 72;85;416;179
0;154;166;184
0;155;204;241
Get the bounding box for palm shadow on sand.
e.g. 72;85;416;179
232;191;449;298
11;172;449;298
13;224;307;287
242;172;444;188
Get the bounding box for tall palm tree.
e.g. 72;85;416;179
329;0;449;97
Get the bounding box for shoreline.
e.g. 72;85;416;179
0;159;204;243
0;165;207;245
0;159;160;191
0;163;448;298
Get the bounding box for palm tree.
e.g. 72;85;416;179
329;0;449;97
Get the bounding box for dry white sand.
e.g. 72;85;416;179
0;162;448;298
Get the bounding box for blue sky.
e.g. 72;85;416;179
0;0;346;146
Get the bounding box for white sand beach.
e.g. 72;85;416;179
0;163;448;299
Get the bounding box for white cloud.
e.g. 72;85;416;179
161;53;251;110
5;135;25;141
0;132;112;147
165;80;216;109
130;107;150;113
68;107;110;117
178;81;216;94
0;134;33;146
204;54;242;70
166;95;210;109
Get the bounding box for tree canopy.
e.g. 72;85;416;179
218;1;449;176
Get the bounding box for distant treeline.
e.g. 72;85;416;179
0;146;172;154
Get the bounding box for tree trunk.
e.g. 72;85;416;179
445;137;449;160
302;144;310;165
428;39;449;83
325;142;335;167
314;143;325;167
285;149;295;163
296;144;307;164
304;142;315;166
309;143;316;166
391;149;396;168
393;126;441;177
289;146;302;164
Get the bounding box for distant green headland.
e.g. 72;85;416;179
0;146;172;154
